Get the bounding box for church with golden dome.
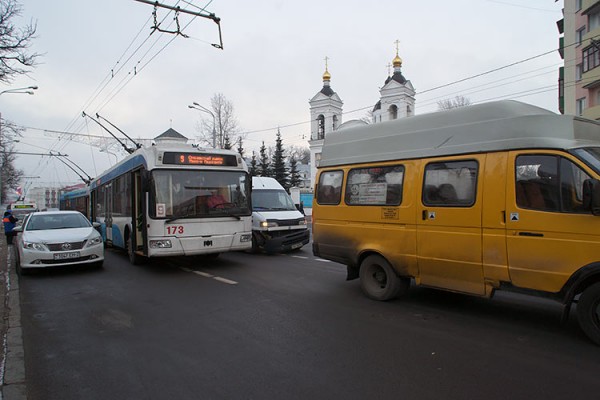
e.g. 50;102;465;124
308;45;416;185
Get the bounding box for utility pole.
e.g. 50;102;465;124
0;85;38;204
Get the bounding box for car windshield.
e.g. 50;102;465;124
26;213;91;231
252;189;296;211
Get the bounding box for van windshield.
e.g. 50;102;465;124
573;147;600;175
252;189;296;211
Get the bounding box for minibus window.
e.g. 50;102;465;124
317;170;343;205
572;147;600;175
422;160;478;207
345;165;404;206
516;154;591;213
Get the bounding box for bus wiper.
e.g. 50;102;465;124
166;214;193;223
222;210;241;220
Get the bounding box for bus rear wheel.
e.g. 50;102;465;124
359;255;409;301
577;282;600;345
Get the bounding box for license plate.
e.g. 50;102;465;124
54;251;80;260
291;242;303;250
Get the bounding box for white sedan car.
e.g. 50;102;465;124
14;210;104;274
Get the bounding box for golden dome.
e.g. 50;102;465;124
323;68;331;81
393;54;402;67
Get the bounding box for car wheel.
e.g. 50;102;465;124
359;254;409;301
577;282;600;345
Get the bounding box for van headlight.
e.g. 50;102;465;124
260;221;278;228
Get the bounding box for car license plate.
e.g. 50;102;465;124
291;242;303;250
54;251;80;260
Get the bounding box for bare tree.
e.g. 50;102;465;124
437;95;472;111
1;117;23;203
287;145;310;164
0;0;39;83
195;93;244;149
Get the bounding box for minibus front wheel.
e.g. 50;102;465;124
577;282;600;345
359;254;409;301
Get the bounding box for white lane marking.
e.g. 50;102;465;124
291;255;308;259
315;258;331;262
193;271;214;278
213;276;238;285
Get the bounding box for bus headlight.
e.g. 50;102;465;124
149;239;172;248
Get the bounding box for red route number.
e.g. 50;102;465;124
166;225;184;235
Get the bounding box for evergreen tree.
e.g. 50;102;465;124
289;156;301;188
223;134;232;150
272;129;289;190
258;141;271;177
236;137;244;158
249;152;258;177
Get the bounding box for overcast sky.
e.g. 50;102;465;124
2;0;563;190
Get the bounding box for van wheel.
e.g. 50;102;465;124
127;236;145;265
577;282;600;345
359;255;409;301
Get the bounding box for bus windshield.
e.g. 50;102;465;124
150;170;251;219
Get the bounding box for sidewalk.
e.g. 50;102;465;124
0;239;26;400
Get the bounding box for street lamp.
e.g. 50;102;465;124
188;102;217;148
100;148;119;164
0;85;39;205
0;85;38;96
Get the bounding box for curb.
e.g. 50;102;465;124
1;244;26;400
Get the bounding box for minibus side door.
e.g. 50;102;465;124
416;156;485;295
506;151;600;293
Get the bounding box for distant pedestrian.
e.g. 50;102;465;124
3;210;18;245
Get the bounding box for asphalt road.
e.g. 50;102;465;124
18;246;600;400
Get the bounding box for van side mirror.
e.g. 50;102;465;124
583;179;600;216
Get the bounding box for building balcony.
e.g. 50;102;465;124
582;0;600;15
582;66;600;89
583;104;600;120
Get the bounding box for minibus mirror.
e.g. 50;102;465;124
583;179;600;216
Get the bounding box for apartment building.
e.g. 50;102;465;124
560;0;600;118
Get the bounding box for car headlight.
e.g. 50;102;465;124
260;221;278;228
23;242;48;251
85;236;103;247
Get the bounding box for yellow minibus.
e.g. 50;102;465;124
312;100;600;345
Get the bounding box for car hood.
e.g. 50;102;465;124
252;210;305;221
23;227;98;243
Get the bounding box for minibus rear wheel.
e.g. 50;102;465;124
359;255;409;301
577;282;600;345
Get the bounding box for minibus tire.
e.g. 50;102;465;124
577;282;600;345
359;255;408;301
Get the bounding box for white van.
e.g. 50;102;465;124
252;177;310;253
